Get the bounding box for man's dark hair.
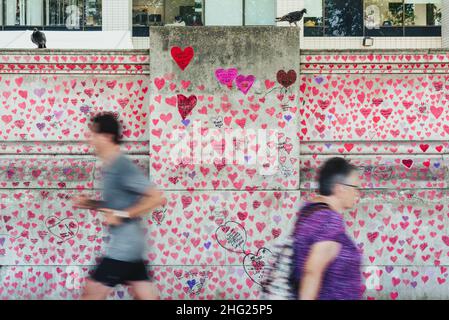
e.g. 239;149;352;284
318;157;357;196
91;113;121;145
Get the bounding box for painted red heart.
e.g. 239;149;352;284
402;159;413;169
171;46;194;71
276;70;297;88
442;236;449;246
177;94;197;120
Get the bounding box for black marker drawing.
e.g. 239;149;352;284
151;207;167;225
45;216;79;245
214;219;274;286
215;221;247;254
243;247;272;286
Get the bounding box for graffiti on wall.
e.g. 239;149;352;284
2;44;449;300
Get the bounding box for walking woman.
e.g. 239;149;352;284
292;157;362;300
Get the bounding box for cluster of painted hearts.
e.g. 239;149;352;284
0;157;148;189
0;188;300;298
302;54;449;64
150;47;300;190
0;75;149;141
300;141;447;155
0;190;300;267
2;264;448;300
0;190;107;265
302;189;449;266
300;74;449;141
0;54;149;64
302;54;449;74
0;265;276;300
302;63;449;74
301;156;447;190
0;54;149;75
0;141;149;155
8;50;449;300
298;189;449;299
0;64;148;74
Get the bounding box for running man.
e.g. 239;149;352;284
73;113;164;300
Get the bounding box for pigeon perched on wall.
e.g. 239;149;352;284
31;28;46;48
276;9;307;26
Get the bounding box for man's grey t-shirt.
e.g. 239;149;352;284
101;153;154;262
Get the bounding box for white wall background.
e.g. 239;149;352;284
90;0;448;50
443;0;449;47
205;0;243;25
103;0;133;31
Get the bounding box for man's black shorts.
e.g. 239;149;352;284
91;257;150;287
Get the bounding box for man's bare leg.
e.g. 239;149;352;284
129;281;160;300
81;278;113;300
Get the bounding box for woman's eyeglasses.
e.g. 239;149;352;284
338;183;360;190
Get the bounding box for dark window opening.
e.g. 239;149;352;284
304;0;442;37
0;0;102;31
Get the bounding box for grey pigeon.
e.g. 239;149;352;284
31;28;46;48
276;9;307;26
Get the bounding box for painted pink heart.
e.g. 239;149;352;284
235;75;255;95
215;68;238;88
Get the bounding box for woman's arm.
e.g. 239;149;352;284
299;241;341;300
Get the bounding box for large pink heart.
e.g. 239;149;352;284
236;75;255;95
215;68;238;88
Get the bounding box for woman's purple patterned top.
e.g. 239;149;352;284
291;202;363;300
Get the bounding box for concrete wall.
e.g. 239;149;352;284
2;30;449;300
0;27;302;300
443;0;449;48
0;49;151;299
146;27;301;299
301;49;449;299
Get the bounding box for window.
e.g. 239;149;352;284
205;0;276;26
1;0;101;30
244;0;276;26
132;0;276;36
205;0;242;25
325;0;363;36
3;0;43;26
303;0;323;36
404;0;441;36
365;0;404;36
133;0;204;36
133;0;164;29
84;0;102;27
304;0;441;37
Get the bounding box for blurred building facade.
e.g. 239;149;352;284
0;0;446;49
